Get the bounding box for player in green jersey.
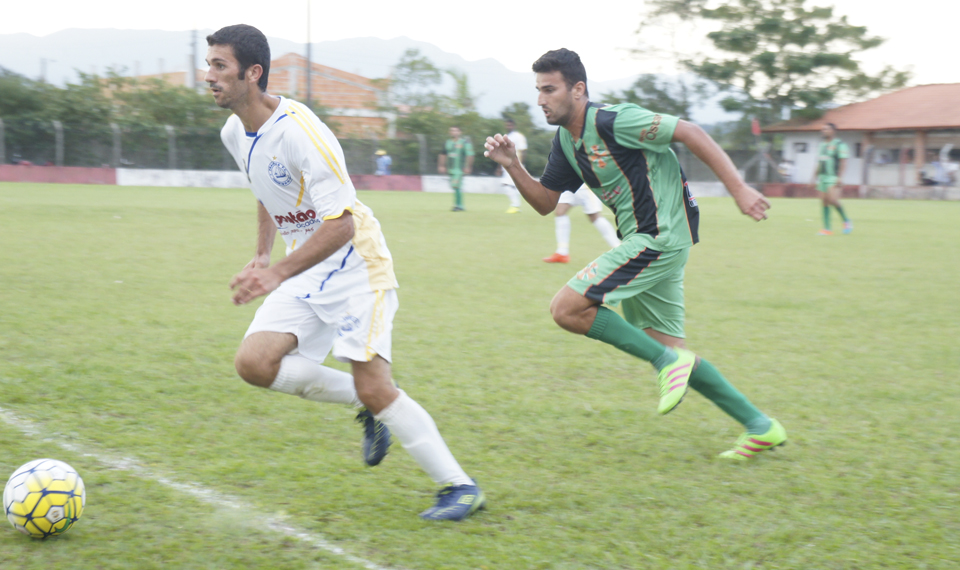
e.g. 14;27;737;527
438;126;474;211
811;123;853;235
484;49;786;460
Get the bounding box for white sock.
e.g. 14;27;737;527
555;215;571;255
375;390;472;486
505;184;521;208
593;217;621;248
270;354;361;407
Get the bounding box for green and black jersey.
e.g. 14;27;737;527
540;102;699;252
816;138;849;178
444;138;474;172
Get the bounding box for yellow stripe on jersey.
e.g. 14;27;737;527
291;239;297;250
295;173;305;207
290;101;346;180
350;200;398;291
365;290;386;361
286;102;346;184
321;205;355;221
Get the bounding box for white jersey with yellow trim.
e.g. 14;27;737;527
221;96;398;301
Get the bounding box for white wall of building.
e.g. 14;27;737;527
422;176;732;198
117;168;248;189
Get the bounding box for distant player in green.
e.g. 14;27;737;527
438;126;474;211
484;48;786;460
811;122;853;235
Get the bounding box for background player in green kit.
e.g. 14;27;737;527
811;122;853;235
438;126;474;211
484;48;786;460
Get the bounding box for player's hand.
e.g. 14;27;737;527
438;165;446;174
732;184;771;221
229;267;282;305
244;253;271;270
484;134;517;168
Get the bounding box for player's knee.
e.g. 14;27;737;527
549;296;578;332
234;350;275;388
353;376;398;414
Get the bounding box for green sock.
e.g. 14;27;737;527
835;205;849;222
822;205;831;230
454;188;463;208
586;306;669;364
688;358;769;432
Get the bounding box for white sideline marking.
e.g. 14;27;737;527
0;406;400;570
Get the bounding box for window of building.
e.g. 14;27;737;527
793;142;808;153
855;143;862;158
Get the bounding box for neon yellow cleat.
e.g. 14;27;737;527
719;418;787;460
505;206;520;214
656;348;696;414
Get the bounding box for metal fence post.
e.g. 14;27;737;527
415;133;428;175
52;120;64;166
165;125;176;169
0;118;5;164
111;123;121;168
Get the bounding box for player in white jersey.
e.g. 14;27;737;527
499;119;528;213
542;185;621;263
205;24;484;521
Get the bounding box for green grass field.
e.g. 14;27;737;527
1;182;958;569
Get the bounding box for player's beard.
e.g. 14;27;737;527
212;83;248;111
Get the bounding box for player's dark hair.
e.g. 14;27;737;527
532;48;589;97
826;122;838;131
207;24;271;92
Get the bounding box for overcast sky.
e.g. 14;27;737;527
2;0;957;85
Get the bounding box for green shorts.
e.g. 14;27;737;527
449;170;464;190
567;240;689;338
816;175;839;192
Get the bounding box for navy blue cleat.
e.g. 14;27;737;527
355;409;391;466
419;481;486;521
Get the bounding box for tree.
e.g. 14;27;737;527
637;0;909;123
386;48;445;110
601;74;707;120
0;68;50;118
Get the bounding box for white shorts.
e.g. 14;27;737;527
559;185;603;215
244;288;398;364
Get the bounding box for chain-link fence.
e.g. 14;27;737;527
0;118;784;183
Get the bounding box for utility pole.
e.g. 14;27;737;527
305;0;312;108
187;29;198;90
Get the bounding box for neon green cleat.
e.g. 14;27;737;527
719;418;787;460
656;348;696;415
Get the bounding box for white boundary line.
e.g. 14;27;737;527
0;405;401;570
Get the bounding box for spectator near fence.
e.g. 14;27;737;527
374;149;392;175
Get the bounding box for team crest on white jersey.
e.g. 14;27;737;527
267;161;294;186
338;315;361;337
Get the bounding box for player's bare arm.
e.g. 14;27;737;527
437;153;447;174
672;120;770;221
230;211;355;305
485;134;560;215
245;201;276;270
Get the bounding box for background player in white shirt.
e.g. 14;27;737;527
499;119;527;213
542;185;621;264
205;24;484;521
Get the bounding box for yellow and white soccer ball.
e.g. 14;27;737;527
3;459;85;538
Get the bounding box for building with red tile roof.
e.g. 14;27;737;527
765;84;960;187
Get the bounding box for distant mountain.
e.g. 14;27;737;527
0;29;733;125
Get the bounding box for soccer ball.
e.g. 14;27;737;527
3;459;85;538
